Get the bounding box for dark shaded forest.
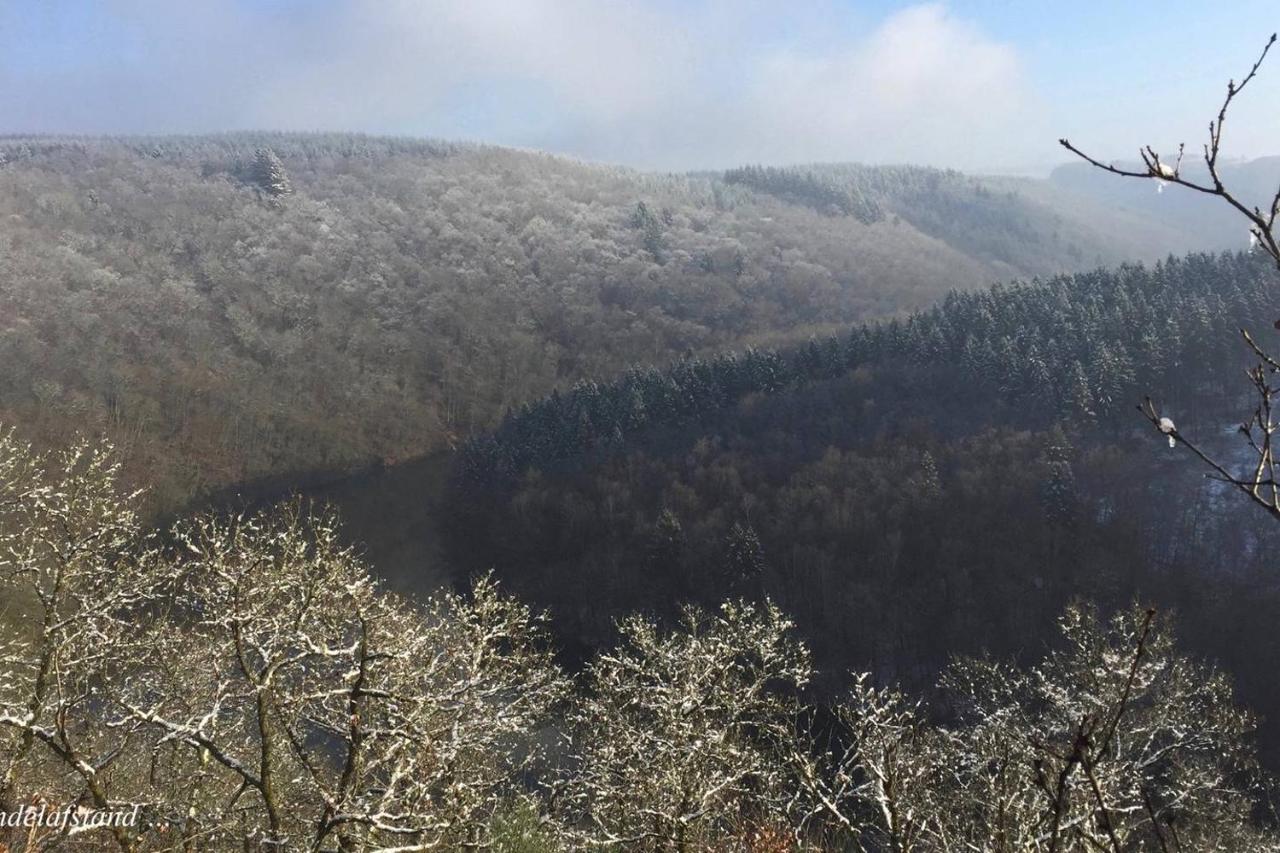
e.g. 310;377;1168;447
429;251;1280;764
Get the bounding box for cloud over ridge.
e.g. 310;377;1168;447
0;1;1051;171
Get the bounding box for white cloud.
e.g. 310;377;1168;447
0;1;1048;171
730;4;1036;169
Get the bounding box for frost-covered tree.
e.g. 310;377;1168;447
0;433;566;851
250;146;292;197
563;600;811;850
123;507;567;851
940;604;1271;852
0;430;158;852
798;604;1276;852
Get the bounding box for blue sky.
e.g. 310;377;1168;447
1;1;1276;173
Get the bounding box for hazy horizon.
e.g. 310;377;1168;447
3;1;1278;175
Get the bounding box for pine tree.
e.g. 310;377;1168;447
1040;425;1077;528
917;451;943;500
722;522;766;586
630;201;658;230
647;509;687;592
631;201;665;260
251;147;292;197
1067;360;1096;421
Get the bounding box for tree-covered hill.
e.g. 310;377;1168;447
454;252;1264;489
723;162;1198;277
0;133;1248;507
421;251;1280;762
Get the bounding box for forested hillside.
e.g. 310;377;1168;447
428;251;1280;762
10;134;1279;756
0;134;1245;507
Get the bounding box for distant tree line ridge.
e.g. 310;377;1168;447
0;131;462;163
724;164;886;223
460;251;1276;487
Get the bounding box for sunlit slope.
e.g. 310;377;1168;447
0;134;1246;507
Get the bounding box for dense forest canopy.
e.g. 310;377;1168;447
421;251;1280;767
455;252;1266;487
0;133;1251;508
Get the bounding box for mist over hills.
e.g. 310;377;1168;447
0;132;1261;508
1050;156;1280;247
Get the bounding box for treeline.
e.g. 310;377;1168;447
0;134;1239;508
0;130;461;163
726;162;1168;273
1;434;1275;852
459;252;1274;489
724;164;885;222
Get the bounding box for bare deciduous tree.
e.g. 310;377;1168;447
563;600;811;851
0;430;159;852
791;673;955;853
790;605;1273;853
948;606;1248;851
123;504;568;851
0;433;568;852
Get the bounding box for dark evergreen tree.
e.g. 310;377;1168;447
647;508;687;592
251;146;292;197
1040;425;1078;528
721;522;766;587
627;201;666;259
917;450;943;500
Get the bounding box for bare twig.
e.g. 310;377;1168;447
1065;35;1280;524
1060;33;1279;269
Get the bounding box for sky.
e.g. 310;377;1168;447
0;1;1276;174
